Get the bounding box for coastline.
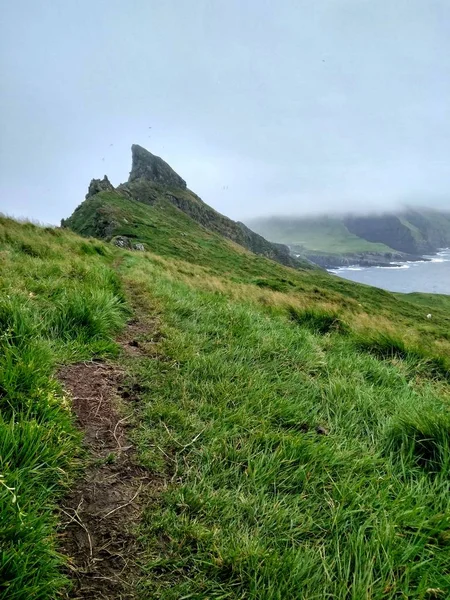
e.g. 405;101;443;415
321;248;450;295
295;250;430;270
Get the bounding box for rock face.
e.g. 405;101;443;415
65;144;316;271
128;144;186;190
86;176;115;199
344;215;434;255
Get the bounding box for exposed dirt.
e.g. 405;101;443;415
58;299;167;600
58;361;147;600
57;274;169;599
117;315;165;359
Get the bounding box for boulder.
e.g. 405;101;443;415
112;236;132;249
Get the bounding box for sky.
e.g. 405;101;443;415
1;0;449;224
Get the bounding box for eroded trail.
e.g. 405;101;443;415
58;309;162;600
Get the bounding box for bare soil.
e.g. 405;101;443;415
58;301;166;600
58;361;146;600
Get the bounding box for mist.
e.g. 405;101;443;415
1;0;449;224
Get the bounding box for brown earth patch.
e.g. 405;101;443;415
117;315;164;359
58;360;161;600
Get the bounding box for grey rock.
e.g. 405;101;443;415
298;249;427;269
128;144;187;189
133;243;145;251
86;175;115;199
112;236;132;249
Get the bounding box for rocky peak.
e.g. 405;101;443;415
128;144;186;190
86;175;115;199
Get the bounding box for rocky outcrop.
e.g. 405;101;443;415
66;144;315;271
128;144;186;190
112;236;146;252
236;222;305;268
119;146;314;269
86;176;115;199
302;251;427;269
112;236;132;249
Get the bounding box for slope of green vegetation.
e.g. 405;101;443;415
1;212;450;599
0;217;128;599
63;190;315;275
249;209;450;257
247;216;395;254
62;190;450;347
120;254;450;600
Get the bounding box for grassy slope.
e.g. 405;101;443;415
247;216;395;254
0;218;128;599
2;214;450;599
60;191;450;346
248;210;450;256
120;254;450;600
63;191;315;276
65;186;313;270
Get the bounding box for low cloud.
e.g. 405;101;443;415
1;1;449;223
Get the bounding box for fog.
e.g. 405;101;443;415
1;1;449;224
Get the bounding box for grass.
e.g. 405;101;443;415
118;254;450;599
0;217;128;599
1;209;450;599
63;189;314;271
288;306;350;335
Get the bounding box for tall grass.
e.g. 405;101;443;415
385;411;450;474
121;257;450;600
2;212;450;599
288;305;349;335
0;218;128;599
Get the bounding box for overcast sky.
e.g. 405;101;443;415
1;0;449;224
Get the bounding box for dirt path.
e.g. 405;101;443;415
58;309;163;599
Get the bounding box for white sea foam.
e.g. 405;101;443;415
328;266;364;273
376;264;410;269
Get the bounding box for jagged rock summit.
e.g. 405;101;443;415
63;144;316;271
86;175;115;199
128;144;187;190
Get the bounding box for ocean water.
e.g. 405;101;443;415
329;249;450;295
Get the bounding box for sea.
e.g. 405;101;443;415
329;249;450;295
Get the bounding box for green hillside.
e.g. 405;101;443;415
249;209;450;258
248;216;395;254
2;149;450;599
63;190;315;280
64;144;311;271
